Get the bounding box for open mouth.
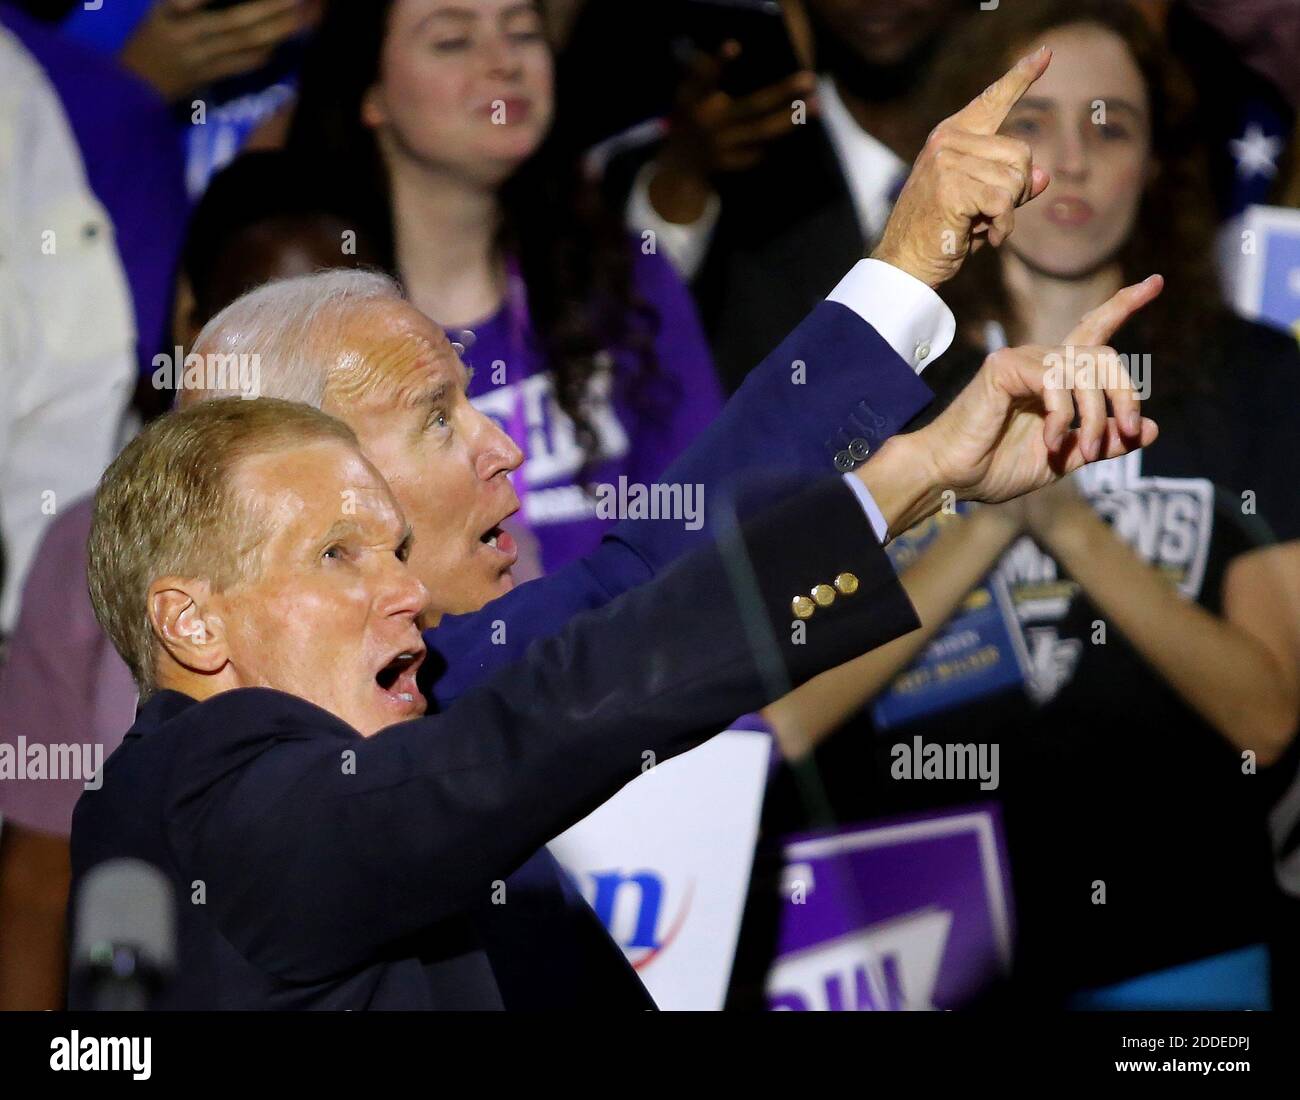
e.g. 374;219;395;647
478;523;518;560
374;646;426;711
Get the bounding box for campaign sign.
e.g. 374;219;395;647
1221;204;1300;340
872;508;1029;728
765;807;1014;1010
549;728;772;1010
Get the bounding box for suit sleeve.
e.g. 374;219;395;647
428;296;935;708
167;476;918;983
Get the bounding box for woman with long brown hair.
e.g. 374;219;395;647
762;0;1300;1008
286;0;725;575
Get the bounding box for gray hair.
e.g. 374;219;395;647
189;269;405;407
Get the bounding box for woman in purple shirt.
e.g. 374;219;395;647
287;0;724;574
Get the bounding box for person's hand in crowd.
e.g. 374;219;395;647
855;276;1163;539
983;474;1089;543
119;0;316;102
871;45;1053;288
646;40;819;224
1020;473;1094;542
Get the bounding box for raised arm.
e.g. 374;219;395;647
429;49;1063;707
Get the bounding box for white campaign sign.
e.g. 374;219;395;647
549;729;772;1010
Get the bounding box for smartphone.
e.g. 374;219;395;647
680;0;804;100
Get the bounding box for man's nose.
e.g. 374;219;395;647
377;556;431;623
473;409;524;481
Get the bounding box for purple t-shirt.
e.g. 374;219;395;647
462;245;724;573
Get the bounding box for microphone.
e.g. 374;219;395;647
72;859;175;1011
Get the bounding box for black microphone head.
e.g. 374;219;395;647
73;858;176;979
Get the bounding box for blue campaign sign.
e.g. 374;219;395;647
1260;222;1300;337
1227;205;1300;340
871;507;1029;729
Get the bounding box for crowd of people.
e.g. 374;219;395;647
0;0;1297;1013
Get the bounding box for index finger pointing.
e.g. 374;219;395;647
1064;275;1163;346
951;45;1051;136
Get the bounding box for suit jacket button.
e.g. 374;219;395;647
811;583;836;608
792;595;816;620
848;437;871;462
834;572;860;595
833;449;854;472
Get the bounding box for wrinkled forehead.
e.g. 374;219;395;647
325;299;468;412
234;440;406;549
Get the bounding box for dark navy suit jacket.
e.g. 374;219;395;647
414;297;933;1006
71;300;934;1008
427;298;933;707
71;476;921;1008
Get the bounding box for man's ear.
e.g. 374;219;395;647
147;578;230;677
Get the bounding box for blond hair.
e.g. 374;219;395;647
88;398;358;695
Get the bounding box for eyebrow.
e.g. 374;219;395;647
1013;95;1147;118
416;380;449;409
416;2;537;32
317;519;362;549
316;519;414;553
406;363;474;409
417;8;475;28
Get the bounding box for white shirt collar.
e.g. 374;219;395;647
816;75;908;243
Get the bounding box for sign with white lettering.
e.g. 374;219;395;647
765;807;1013;1010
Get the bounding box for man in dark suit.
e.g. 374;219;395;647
134;45;1039;1007
71;246;1158;1005
68;50;1166;1008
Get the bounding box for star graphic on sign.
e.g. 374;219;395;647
1229;123;1283;179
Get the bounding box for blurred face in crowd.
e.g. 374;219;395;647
321;301;524;621
806;0;960;66
204;441;431;736
999;22;1153;279
362;0;555;187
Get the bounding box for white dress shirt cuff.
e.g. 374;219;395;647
842;472;890;544
826;258;957;373
626;159;721;282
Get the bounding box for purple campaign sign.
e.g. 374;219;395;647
766;806;1014;1011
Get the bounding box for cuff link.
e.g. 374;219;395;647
913;340;931;364
791;573;861;621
